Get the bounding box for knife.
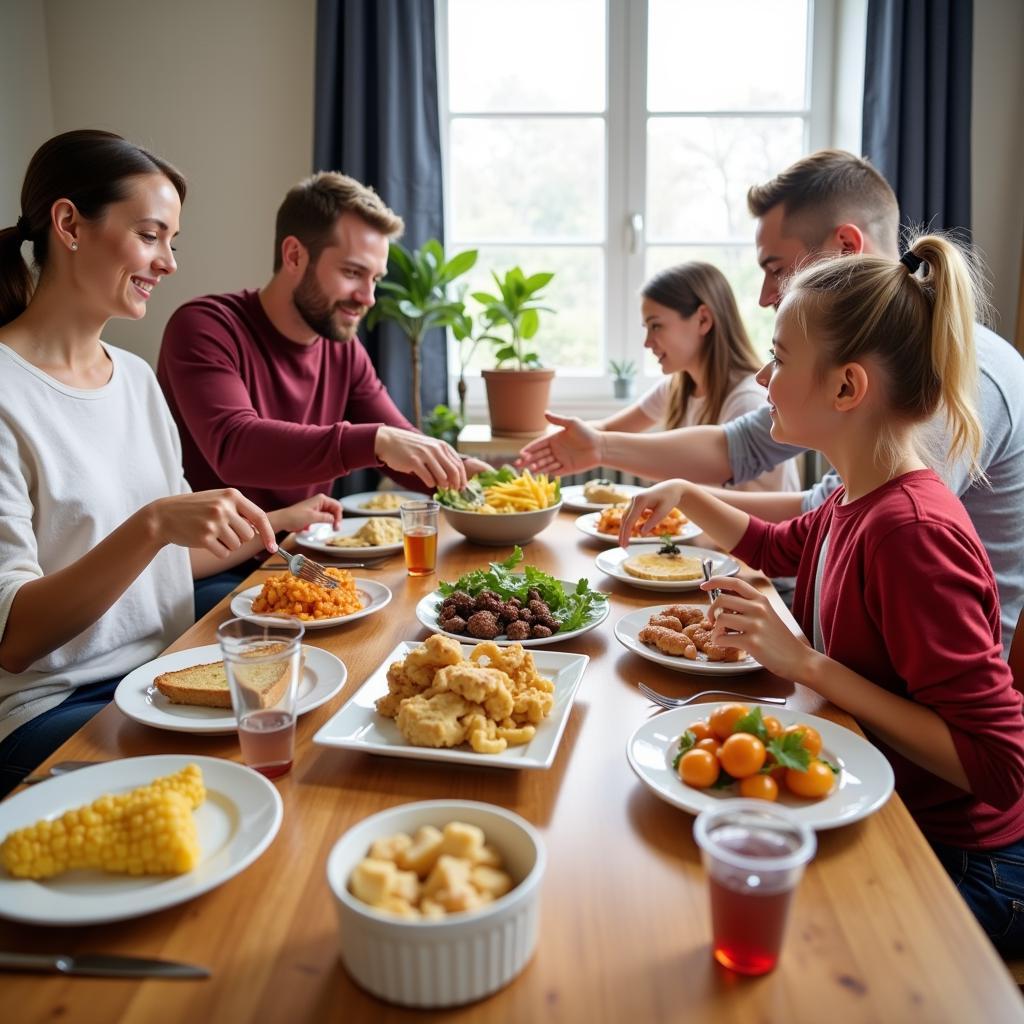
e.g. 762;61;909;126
0;951;209;979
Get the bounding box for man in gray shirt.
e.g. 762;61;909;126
519;150;1024;645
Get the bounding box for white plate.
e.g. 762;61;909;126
0;755;283;925
414;580;610;647
596;544;741;592
313;640;589;770
614;604;762;675
114;644;348;734
339;490;425;516
560;482;645;513
626;705;895;830
294;519;403;557
574;511;703;546
230;579;392;630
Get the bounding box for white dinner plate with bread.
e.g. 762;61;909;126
114;644;347;733
595;544;741;592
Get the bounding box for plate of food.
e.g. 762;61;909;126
340;490;425;516
313;635;589;770
596;542;741;592
230;571;392;630
575;506;702;546
626;703;894;830
114;644;348;734
560;478;645;512
614;604;762;675
294;517;403;557
0;755;283;925
414;546;609;647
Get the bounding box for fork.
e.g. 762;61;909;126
701;558;722;603
22;760;104;785
271;549;339;589
637;682;786;709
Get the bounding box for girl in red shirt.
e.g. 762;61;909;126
621;235;1024;953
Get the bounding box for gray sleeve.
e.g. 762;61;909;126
722;405;807;485
802;469;842;510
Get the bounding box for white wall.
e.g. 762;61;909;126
0;0;54;224
972;0;1024;345
37;0;317;365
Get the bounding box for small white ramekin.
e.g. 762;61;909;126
326;800;546;1008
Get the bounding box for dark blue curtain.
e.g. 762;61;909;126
862;0;973;236
314;0;447;493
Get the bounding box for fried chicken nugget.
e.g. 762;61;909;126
639;624;698;659
682;623;746;662
377;634;466;717
395;691;472;748
463;712;507;754
663;605;706;627
649;613;685;631
431;664;515;723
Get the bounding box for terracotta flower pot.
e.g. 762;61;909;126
481;368;556;436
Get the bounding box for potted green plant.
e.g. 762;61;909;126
366;239;477;430
423;403;464;447
609;359;637;399
472;267;556;435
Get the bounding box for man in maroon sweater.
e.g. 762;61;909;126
157;172;486;513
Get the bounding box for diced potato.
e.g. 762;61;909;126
471;865;513;899
439;822;485;861
396;825;443;877
423;854;471;898
349;858;395;906
369;832;412;862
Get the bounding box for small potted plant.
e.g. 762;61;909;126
473;267;555;435
366;239;477;430
423;403;464;447
609;359;637;399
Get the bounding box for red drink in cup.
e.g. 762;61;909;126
694;801;816;976
237;708;295;779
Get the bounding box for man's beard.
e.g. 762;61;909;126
292;265;365;342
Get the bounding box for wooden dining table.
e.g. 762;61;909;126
2;512;1023;1023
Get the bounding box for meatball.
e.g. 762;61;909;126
466;610;501;640
505;620;531;641
478;590;502;604
508;596;523;609
527;588;542;604
528;599;551;617
498;601;520;624
535;614;559;632
449;591;476;616
438;614;468;634
474;594;502;615
530;624;553;639
439;598;459;619
518;609;535;624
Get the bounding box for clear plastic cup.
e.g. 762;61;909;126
400;499;439;576
693;800;816;975
217;616;304;779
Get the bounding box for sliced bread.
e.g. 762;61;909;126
154;643;301;710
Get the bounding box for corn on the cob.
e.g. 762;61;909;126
1;764;205;879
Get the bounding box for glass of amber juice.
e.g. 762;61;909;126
400;500;439;576
693;800;816;975
217;616;304;779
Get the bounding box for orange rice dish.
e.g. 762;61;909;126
596;504;687;537
251;569;363;620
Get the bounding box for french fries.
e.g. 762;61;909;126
482;470;559;513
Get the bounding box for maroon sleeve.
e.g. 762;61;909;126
731;507;816;578
866;523;1024;810
161;303;386;490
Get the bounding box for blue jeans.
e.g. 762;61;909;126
0;676;120;797
931;836;1024;954
193;564;252;621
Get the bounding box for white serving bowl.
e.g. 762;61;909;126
440;501;562;546
326;800;546;1008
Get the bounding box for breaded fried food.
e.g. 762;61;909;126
431;664;515;722
682;622;747;662
663;605;706;627
396;691;472;748
649;613;685;632
377;633;465;717
639;623;698;659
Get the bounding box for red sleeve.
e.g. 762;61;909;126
161;303;387;490
731;507;818;578
866;523;1024;810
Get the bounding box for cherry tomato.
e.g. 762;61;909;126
695;737;721;756
784;724;823;758
785;759;835;799
762;715;784;741
688;720;714;744
738;774;779;801
718;732;767;779
709;703;750;740
679;748;720;788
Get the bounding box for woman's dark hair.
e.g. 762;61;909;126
0;129;186;326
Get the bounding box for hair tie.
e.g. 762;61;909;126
900;251;924;274
15;215;31;241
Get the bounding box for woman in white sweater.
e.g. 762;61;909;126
588;262;801;492
0;130;340;793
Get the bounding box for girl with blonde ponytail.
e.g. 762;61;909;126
620;235;1024;952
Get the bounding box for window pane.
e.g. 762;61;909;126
451;119;605;241
448;0;606;112
648;0;808;112
643;246;775;373
646;117;804;242
452;246;604;374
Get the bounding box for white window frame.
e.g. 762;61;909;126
437;0;844;421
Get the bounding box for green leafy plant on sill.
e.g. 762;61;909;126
609;359;638;379
366;239;477;430
423;403;463;447
472;267;555;371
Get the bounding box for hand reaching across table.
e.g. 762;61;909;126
516;413;602;476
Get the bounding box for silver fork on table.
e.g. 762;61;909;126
637;682;786;710
271;549;339;589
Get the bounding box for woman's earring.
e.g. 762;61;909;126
70;241;78;251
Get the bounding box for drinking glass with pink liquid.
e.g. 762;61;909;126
693;800;816;975
217;616;305;779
